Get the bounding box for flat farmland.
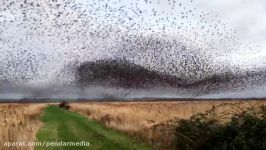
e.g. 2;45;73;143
0;100;265;150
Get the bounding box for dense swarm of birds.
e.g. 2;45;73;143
0;0;265;97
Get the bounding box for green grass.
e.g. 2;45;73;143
35;105;153;150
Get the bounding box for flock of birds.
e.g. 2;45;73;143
0;0;264;97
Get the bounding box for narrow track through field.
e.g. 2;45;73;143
36;106;152;150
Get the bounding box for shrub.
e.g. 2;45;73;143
59;101;70;109
174;103;266;150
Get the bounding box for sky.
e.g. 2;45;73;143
197;0;266;67
0;0;266;99
75;0;266;67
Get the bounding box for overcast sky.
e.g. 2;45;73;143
198;0;266;43
1;0;266;98
1;0;265;77
196;0;266;67
76;0;266;67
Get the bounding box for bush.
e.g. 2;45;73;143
59;101;70;109
174;103;266;150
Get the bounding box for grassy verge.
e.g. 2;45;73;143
36;105;153;150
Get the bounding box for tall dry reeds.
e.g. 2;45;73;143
0;104;46;150
70;100;266;149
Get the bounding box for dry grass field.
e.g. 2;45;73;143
70;100;266;149
0;100;264;150
0;104;46;150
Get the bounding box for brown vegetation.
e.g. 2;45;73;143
0;104;46;150
70;100;266;149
